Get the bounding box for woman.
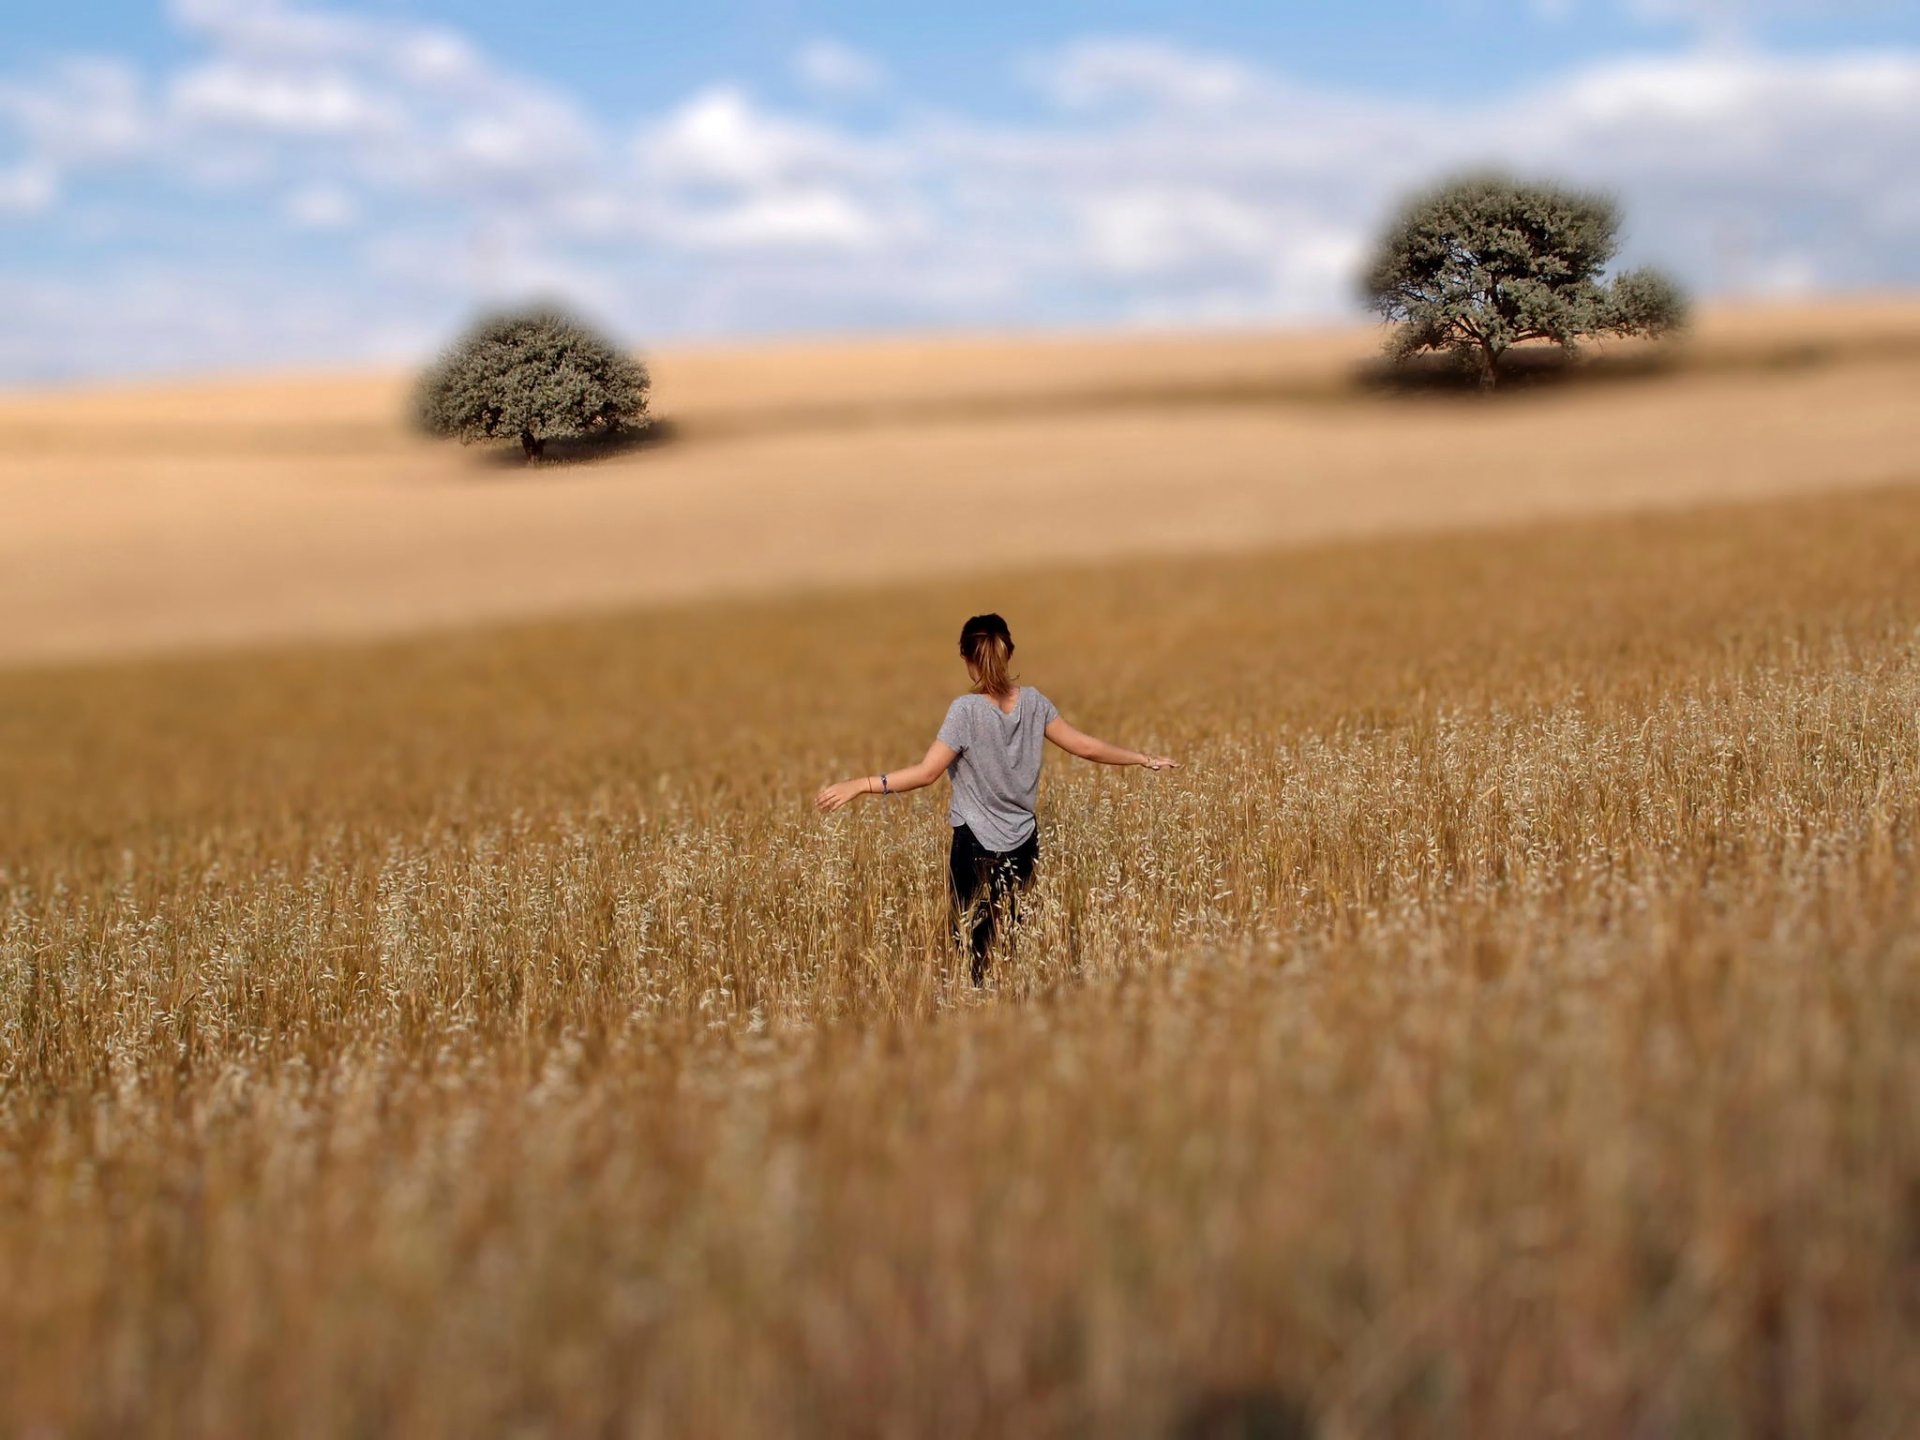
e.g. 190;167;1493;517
815;613;1177;984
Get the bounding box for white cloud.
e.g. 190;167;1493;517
794;40;887;97
665;188;896;253
0;161;57;214
391;30;490;91
0;59;150;165
1581;0;1898;46
171;0;388;64
1747;248;1820;294
514;105;907;257
0;262;436;380
1628;0;1753;42
0;59;146;222
1075;189;1279;278
171;62;399;135
1035;38;1264;112
164;0;598;198
630;86;908;254
640;86;888;189
283;180;357;228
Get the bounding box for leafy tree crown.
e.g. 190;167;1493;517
1362;173;1687;383
416;306;649;455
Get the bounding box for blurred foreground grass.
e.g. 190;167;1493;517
3;486;1919;1436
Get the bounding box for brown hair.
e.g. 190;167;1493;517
959;613;1015;698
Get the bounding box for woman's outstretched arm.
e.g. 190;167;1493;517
815;740;959;813
1044;716;1178;770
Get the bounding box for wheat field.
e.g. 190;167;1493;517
4;464;1919;1435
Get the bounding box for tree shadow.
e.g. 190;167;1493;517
1354;344;1684;397
471;418;680;473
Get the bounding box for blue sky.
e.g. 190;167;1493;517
3;1;1917;381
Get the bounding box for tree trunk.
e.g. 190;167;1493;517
519;430;544;462
1477;343;1501;392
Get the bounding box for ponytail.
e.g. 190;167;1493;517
959;613;1016;698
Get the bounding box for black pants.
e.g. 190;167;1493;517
949;823;1039;984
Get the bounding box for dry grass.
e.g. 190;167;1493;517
3;483;1919;1436
4;297;1920;665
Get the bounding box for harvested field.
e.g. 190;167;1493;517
4;297;1919;666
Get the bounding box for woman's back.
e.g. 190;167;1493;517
936;686;1058;851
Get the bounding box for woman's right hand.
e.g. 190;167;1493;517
1139;754;1179;771
815;778;869;813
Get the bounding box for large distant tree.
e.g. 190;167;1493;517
1363;174;1687;389
416;307;649;461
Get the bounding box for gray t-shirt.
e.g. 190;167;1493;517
937;687;1058;852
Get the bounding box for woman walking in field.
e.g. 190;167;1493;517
815;613;1177;984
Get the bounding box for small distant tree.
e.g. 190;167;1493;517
1363;174;1687;390
416;306;649;461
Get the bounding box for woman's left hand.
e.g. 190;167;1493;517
814;778;868;813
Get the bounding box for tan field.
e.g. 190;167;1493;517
5;295;1920;666
3;302;1919;1436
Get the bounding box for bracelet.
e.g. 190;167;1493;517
881;772;891;795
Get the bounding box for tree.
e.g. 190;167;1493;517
1362;174;1687;390
416;306;649;461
